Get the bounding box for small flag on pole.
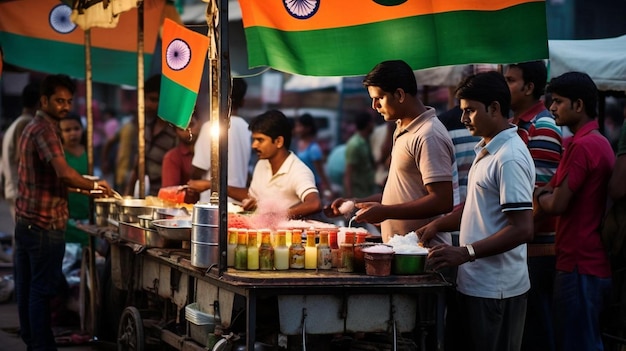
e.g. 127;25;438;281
238;0;549;76
159;18;209;129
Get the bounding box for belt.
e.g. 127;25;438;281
16;217;60;231
527;243;555;257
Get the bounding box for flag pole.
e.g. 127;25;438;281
137;0;146;198
205;0;230;274
85;29;94;176
83;27;98;337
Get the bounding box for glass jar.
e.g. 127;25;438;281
338;242;354;273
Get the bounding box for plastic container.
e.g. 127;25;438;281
363;247;395;277
185;302;216;346
364;252;394;276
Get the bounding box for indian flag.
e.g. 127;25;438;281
158;19;208;129
238;0;549;76
0;0;165;86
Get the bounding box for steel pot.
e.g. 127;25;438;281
94;198;118;226
117;198;162;223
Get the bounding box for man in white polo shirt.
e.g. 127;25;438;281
227;110;322;219
418;71;535;351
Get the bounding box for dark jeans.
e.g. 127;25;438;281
14;220;65;351
521;255;556;351
457;291;527;351
553;269;611;351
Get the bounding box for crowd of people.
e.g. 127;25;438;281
0;58;625;351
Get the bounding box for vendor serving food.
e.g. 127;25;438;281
189;110;322;219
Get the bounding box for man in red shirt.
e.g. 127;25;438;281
534;71;613;351
14;74;112;351
505;60;562;351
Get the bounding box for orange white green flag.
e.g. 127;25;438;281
158;18;209;129
0;0;164;86
237;0;549;76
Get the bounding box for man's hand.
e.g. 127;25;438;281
415;222;439;248
427;244;470;270
241;197;257;211
187;179;211;193
354;202;385;224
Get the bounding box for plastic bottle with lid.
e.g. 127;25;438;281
289;229;305;269
258;230;274;271
304;230;317;269
317;231;332;270
227;228;238;267
274;230;290;270
234;230;248;270
329;229;340;268
247;230;259;270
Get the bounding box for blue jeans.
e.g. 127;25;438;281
14;220;65;351
553;269;611;351
522;255;556;351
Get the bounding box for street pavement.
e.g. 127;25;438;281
0;200;114;351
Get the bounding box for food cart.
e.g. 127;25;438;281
80;212;450;351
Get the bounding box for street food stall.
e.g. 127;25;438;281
81;200;450;351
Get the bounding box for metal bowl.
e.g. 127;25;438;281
137;214;154;229
117;198;163;223
155;207;190;220
151;219;192;241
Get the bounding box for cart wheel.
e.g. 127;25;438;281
79;247;98;336
117;306;144;351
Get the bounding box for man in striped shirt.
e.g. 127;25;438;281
505;61;562;351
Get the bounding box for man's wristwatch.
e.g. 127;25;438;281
465;244;476;262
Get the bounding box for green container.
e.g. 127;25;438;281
393;253;427;275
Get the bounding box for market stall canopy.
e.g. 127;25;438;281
548;35;626;92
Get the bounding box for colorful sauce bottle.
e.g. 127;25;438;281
234;230;248;270
247;230;259;270
289;229;305;269
258;230;274;271
304;230;317;269
274;230;290;270
317;231;332;270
